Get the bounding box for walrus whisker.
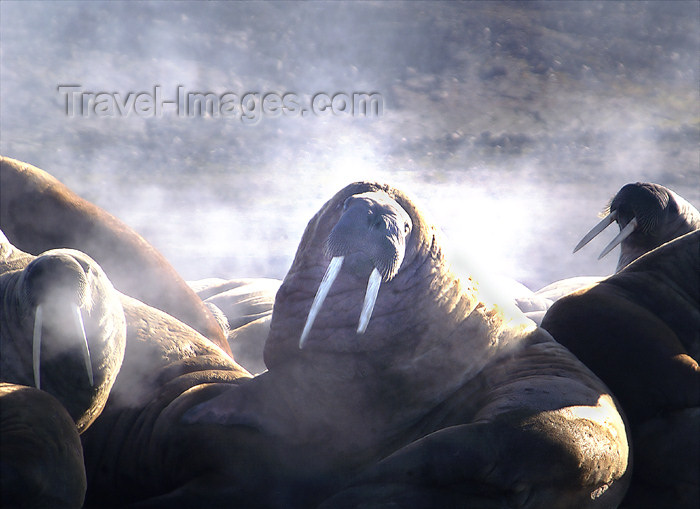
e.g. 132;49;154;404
299;255;344;348
73;305;94;386
357;267;381;334
573;210;618;253
33;304;43;390
599;217;638;259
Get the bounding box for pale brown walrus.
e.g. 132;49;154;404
0;155;231;356
180;182;630;508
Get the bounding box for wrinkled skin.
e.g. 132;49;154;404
80;293;251;508
182;182;630;508
542;230;700;508
189;277;281;374
0;235;126;433
575;182;700;272
0;156;231;356
0;232;250;509
0;383;87;509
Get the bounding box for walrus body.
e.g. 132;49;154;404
0;383;87;509
0;156;230;356
189;277;281;374
80;293;252;508
542;230;700;508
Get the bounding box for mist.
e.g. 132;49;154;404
1;0;698;291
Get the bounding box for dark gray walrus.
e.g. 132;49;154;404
0;383;87;509
542;230;700;509
179;182;630;508
573;182;700;272
516;182;700;325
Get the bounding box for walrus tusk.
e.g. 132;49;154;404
32;304;94;390
73;305;94;387
33;304;43;390
357;267;381;334
599;217;638;259
300;255;344;348
573;210;618;253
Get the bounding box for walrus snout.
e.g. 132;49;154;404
24;253;89;308
21;254;94;392
300;191;413;349
326;192;412;282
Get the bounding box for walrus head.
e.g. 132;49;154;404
265;183;432;365
574;182;700;272
298;191;413;347
1;248;126;432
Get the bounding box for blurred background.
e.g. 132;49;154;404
1;1;698;290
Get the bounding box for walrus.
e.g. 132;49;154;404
573;182;700;272
176;182;630;508
0;383;87;509
0;156;231;356
188;277;282;374
79;292;252;508
0;233;126;433
515;182;699;325
542;230;700;508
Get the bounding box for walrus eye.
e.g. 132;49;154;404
404;222;410;234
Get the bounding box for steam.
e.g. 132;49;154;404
573;211;618;254
1;1;697;294
32;304;43;389
32;303;94;390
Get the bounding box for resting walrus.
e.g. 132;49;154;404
574;182;700;272
515;182;699;325
182;182;630;508
0;156;231;356
0;383;87;509
0;233;126;433
542;230;700;508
